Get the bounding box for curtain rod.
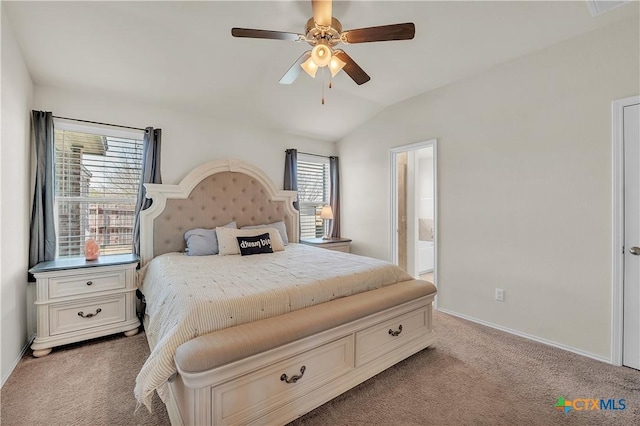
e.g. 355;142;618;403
53;115;146;132
288;150;335;159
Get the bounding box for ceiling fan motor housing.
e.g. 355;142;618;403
305;17;343;47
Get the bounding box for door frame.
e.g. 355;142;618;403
390;139;438;280
611;95;640;366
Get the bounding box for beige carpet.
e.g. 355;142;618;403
2;312;639;425
0;331;167;426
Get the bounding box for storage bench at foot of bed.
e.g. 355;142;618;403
168;279;436;426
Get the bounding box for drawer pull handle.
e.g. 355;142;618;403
86;281;93;286
78;308;102;319
388;324;403;337
280;365;306;384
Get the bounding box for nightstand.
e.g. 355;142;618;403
300;237;352;253
29;254;141;357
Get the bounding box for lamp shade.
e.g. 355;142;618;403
311;44;332;67
329;55;346;77
301;57;318;77
320;205;334;220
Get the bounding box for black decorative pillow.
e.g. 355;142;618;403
236;233;274;256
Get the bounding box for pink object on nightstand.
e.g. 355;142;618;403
85;239;99;261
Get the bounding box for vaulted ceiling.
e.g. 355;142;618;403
4;1;637;141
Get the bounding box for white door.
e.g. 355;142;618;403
624;102;640;370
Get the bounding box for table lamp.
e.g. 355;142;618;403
320;205;334;240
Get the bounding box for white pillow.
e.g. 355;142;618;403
216;227;285;255
241;221;289;245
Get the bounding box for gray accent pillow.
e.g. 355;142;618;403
184;221;237;256
241;221;289;245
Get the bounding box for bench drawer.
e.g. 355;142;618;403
355;307;430;367
212;336;354;425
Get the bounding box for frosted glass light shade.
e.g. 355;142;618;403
329;55;346;77
311;44;332;67
301;57;318;77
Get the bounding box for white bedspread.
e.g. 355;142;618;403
135;244;412;409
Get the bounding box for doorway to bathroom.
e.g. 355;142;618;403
390;139;437;284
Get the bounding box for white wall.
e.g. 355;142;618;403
34;86;336;187
1;8;35;386
339;17;640;360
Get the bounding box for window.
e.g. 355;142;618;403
297;154;330;239
54;121;144;258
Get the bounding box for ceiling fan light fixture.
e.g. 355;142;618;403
232;0;415;88
301;57;319;77
311;44;332;67
329;55;346;77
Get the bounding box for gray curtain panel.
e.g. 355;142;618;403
133;127;162;256
329;156;341;238
29;111;57;277
284;148;299;210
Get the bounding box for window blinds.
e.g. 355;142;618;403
55;129;143;258
297;155;330;239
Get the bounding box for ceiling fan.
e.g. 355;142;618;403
231;0;415;87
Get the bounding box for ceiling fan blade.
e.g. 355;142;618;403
279;52;311;84
312;0;333;27
334;51;370;85
231;28;303;41
342;23;415;44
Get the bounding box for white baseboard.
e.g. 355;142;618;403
1;333;35;388
437;308;612;365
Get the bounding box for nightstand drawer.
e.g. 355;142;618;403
49;270;126;299
324;242;350;252
49;295;126;336
300;238;352;253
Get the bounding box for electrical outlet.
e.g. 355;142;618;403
495;288;505;301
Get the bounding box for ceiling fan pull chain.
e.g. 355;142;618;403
321;68;325;105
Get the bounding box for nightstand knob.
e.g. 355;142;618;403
86;281;93;286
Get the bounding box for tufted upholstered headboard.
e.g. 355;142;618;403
139;159;298;266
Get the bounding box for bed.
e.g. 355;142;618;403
137;158;437;425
